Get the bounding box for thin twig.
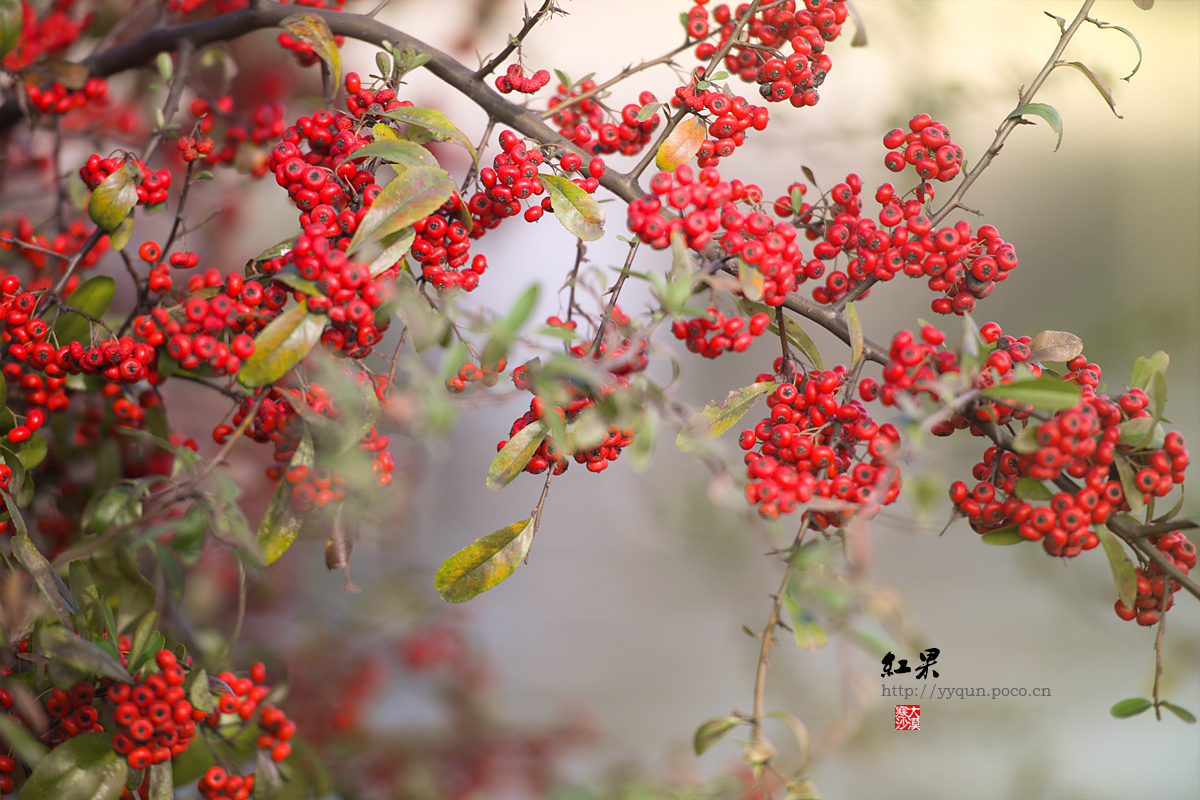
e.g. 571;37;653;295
565;238;585;322
524;468;554;563
539;42;694;121
590;239;639;356
475;0;560;80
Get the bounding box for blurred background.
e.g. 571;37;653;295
144;0;1199;797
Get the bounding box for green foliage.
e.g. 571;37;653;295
238;301;325;387
278;14;341;88
692;715;742;755
487;421;548;491
88;163;140;231
346;165;456;254
435;518;535;602
677;382;776;453
20;731;127;800
54;276;116;346
540;174;605;241
655;115;705;172
1006;102;1064;151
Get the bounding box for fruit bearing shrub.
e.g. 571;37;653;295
0;0;1193;797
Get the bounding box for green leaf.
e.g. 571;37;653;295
69;561;107;640
253;747;283;799
636;102;663;122
1010;425;1041;454
540;174;605;242
655;115;705;172
627;410;658;472
381;106;477;166
486;421;548;491
765;709;811;771
1113;455;1144;516
0;713;50;767
125;610;160;675
677;382;775;453
367;227;416;277
481;283;540;368
980;526;1025;545
155;51;173;82
109;212;135;251
1013;477;1053;501
1099;529;1138;610
238;302;326;387
88;162;141;231
1026;330;1084;363
739;299;823;369
20;731;127;800
980;377;1081;411
693;716;742;755
738;258;764;302
0;0;22;61
346;165;456;254
1138;369;1167;448
844;301;863;368
1130;351;1168;389
1160;701;1196;724
1057;61;1121;118
271;268;322;297
340;139;437;170
374;51;392;80
256;431;312;564
435;518;534;602
1090;19;1143;80
782;596;828;651
1110;697;1152;718
40;625;131;683
185;667;214;715
279;13;341;89
54;275;116;346
148;762;172;800
11;529;73;628
1006;102;1063;151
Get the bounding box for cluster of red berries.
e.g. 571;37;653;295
411;203;489;292
671;308;772;357
771;168;1018;313
669;81;770;168
1114;531;1195;626
545;84;661;157
689;0;847;109
187;98;287;175
197;766;256;800
23;76;108;116
739;361;902;527
0;219;108;283
176;135;216;162
1;0;89;71
79;154;172;207
495;64;552;94
883;114;964;183
0;752;14;795
206;662;296;764
446;358;506;393
342;72;408;117
109;649;203;770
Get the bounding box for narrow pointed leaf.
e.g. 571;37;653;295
0;713;49;767
184;667;213;715
88;162;140;231
20;731;127;800
487;421;548;491
1109;697;1152;718
1057;61;1121;117
109;213;135;251
844;301;863;367
435;518;534;602
339;139;437;169
0;0;22;61
1026;330;1083;363
55;276;116;346
738;258;764;302
256;431;312;563
740;299;823;369
1006;102;1063;151
677;382;775;452
279;14;340;89
11;529;73;627
540;174;604;241
655;115;705;172
41;625;131;682
1130;351;1168;389
1113;455;1144;516
1013;477;1053;501
693;716;742;755
346;165;455;254
980;526;1025;545
980;377;1080;410
1091;19;1143;79
237;302;325;387
765;710;811;771
1099;529;1138;609
381;106;477;166
782;596;828;651
367;228;416;277
1160;701;1196;723
1138;370;1166;448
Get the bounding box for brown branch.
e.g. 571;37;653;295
589;238;639;356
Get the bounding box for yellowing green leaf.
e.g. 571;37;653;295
540;174;605;241
980;377;1081;411
341;139;437;170
382;106;477;166
693;716;742;755
88;162;141;231
346;165;455;255
980;526;1025;545
1057;61;1122;118
783;596;828;651
738;258;764;302
237;302;326;388
677;382;775;453
487;421;548;491
1026;330;1083;363
256;430;312;564
844;301;863;368
279;13;341;89
1099;529;1138;610
435;518;534;602
655;115;705;172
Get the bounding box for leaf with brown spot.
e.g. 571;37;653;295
655;115;705;172
346;165;455;255
1026;330;1084;363
279;14;341;89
